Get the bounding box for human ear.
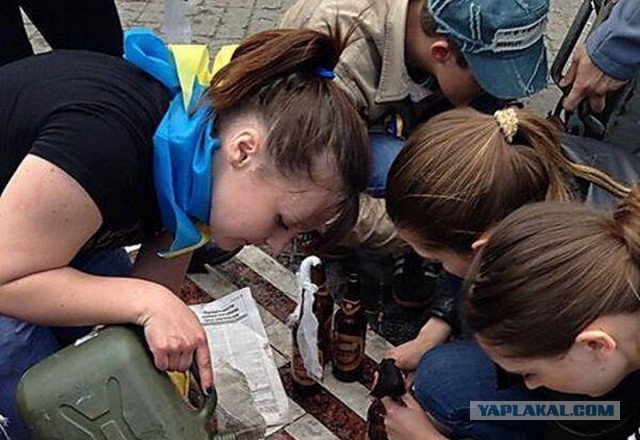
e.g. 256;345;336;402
576;330;617;358
471;230;492;252
226;128;263;169
430;39;452;64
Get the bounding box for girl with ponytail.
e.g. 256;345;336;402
0;27;370;438
463;188;640;438
381;107;640;440
466;187;640;393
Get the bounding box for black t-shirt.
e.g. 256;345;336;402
0;50;171;250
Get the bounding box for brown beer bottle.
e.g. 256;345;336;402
332;273;367;382
366;358;406;440
291;323;322;395
311;262;334;365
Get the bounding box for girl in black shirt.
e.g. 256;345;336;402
0;28;370;439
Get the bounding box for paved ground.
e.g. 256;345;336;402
22;0;588;115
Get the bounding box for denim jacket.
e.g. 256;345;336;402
587;0;640;81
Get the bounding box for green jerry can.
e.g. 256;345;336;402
16;325;218;440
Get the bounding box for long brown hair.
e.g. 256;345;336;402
464;187;640;358
208;27;370;250
386;107;628;254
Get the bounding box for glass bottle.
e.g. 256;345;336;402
332;273;367;382
311;262;334;365
366;358;406;440
290;322;322;395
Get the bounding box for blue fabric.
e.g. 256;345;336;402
587;0;640;81
124;28;220;256
428;0;549;99
412;339;546;440
367;132;404;197
0;249;133;440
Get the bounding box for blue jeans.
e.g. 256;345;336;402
412;339;546;440
367;132;404;197
0;248;132;440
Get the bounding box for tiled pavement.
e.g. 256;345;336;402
21;0;585;115
181;245;394;440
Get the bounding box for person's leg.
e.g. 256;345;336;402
18;0;123;56
412;339;546;440
0;317;60;439
0;0;33;67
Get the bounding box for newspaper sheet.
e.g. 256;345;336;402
191;288;290;426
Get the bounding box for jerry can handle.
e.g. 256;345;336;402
184;360;219;437
198;385;217;421
198;385;218;428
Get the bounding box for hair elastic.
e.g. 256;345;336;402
494;108;519;143
316;67;335;79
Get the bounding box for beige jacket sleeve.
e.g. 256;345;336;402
339;194;408;252
280;0;383;121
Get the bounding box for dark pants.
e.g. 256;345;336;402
0;0;123;67
412;339;546;440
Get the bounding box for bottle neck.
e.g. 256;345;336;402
315;282;330;296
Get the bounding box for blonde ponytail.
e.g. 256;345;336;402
515;108;629;200
514;109;573;201
386;107;632;254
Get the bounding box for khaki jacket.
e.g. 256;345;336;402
281;0;447;134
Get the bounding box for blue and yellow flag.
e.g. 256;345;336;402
124;28;223;258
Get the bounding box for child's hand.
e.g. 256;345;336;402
383;394;447;440
387;317;452;370
386;338;429;371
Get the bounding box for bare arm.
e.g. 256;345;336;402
386;317;452;371
0;155;213;390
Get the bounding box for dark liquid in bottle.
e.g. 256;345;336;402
332;273;367;383
311;263;333;365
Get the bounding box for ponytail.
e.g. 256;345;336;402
515;109;629;200
386;107;629;254
210;28;347;113
206;26;370;252
512;110;572;200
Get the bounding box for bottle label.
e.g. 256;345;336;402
341;299;362;316
333;333;364;371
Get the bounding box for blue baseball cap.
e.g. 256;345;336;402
428;0;549;99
